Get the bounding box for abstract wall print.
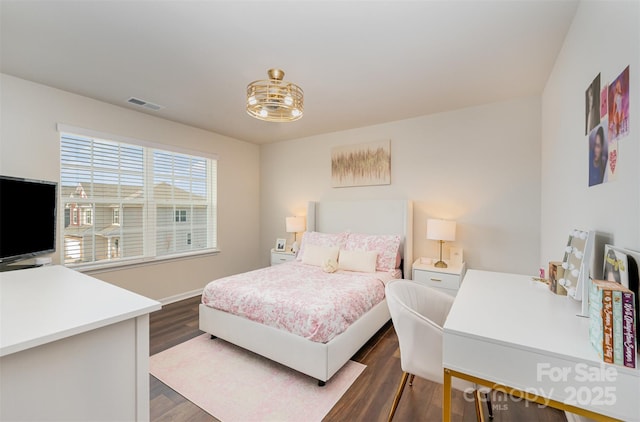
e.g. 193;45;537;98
585;73;601;135
588;120;608;187
608;65;630;142
331;140;391;188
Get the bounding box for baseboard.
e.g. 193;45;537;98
160;288;203;305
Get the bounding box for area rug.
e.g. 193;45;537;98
149;334;366;422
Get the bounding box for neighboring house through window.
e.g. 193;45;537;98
59;126;218;267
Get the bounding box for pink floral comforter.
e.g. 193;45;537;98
201;262;395;343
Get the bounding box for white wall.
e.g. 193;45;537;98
260;97;542;275
541;0;640;275
0;74;261;301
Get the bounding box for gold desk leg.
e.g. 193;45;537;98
446;369;621;422
474;389;485;422
443;368;452;422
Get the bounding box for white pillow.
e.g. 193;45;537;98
338;249;378;273
302;245;340;267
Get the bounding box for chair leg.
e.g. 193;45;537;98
485;392;493;419
387;372;410;422
408;374;415;386
473;389;486;422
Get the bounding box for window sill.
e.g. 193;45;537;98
68;249;221;275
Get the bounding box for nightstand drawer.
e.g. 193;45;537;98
270;249;296;266
413;270;460;290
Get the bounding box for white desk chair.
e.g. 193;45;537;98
385;279;492;422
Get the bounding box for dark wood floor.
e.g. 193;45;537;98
149;296;567;421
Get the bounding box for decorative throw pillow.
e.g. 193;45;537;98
301;245;340;267
344;233;401;271
338;249;378;273
297;231;348;261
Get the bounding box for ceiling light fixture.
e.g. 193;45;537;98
246;68;303;122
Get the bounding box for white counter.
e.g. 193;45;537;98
1;265;162;421
443;269;640;421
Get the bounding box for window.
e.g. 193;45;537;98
60;129;218;267
175;209;187;223
84;208;92;225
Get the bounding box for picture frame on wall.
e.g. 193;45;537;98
275;238;287;252
331;140;391;188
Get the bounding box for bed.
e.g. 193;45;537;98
199;200;413;384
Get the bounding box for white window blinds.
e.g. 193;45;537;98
60;131;217;267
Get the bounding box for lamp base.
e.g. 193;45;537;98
433;260;448;268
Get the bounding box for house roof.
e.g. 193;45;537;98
61;182;204;201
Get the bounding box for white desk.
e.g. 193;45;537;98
443;270;640;422
1;265;161;421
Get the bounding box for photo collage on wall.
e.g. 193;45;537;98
585;66;630;187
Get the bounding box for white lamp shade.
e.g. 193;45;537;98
426;219;456;241
286;216;306;233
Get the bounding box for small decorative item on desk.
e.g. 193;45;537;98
548;261;567;296
557;229;594;317
589;279;636;368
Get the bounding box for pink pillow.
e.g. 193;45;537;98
297;231;348;261
344;233;401;271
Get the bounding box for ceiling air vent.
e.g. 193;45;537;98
126;97;165;111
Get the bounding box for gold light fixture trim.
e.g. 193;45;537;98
246;68;304;122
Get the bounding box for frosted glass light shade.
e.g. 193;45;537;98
426;219;456;241
286;216;306;233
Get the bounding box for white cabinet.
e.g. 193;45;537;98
0;265;161;421
271;249;296;266
412;259;466;296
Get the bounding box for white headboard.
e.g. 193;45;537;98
306;200;414;278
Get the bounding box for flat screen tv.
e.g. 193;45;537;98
0;175;57;266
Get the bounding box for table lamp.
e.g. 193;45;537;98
427;219;456;268
286;216;306;253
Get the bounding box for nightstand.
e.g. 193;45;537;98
270;249;296;266
412;259;466;297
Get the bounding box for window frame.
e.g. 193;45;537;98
57;124;219;272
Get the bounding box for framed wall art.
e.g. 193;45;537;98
331;140;391;188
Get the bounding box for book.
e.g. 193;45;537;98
589;280;605;360
602;289;613;363
622;291;637;368
589;279;635;365
612;290;623;365
626;254;640;346
602;245;639;343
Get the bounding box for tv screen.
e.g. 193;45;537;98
0;175;57;265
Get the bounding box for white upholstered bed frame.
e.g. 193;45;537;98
199;199;413;384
